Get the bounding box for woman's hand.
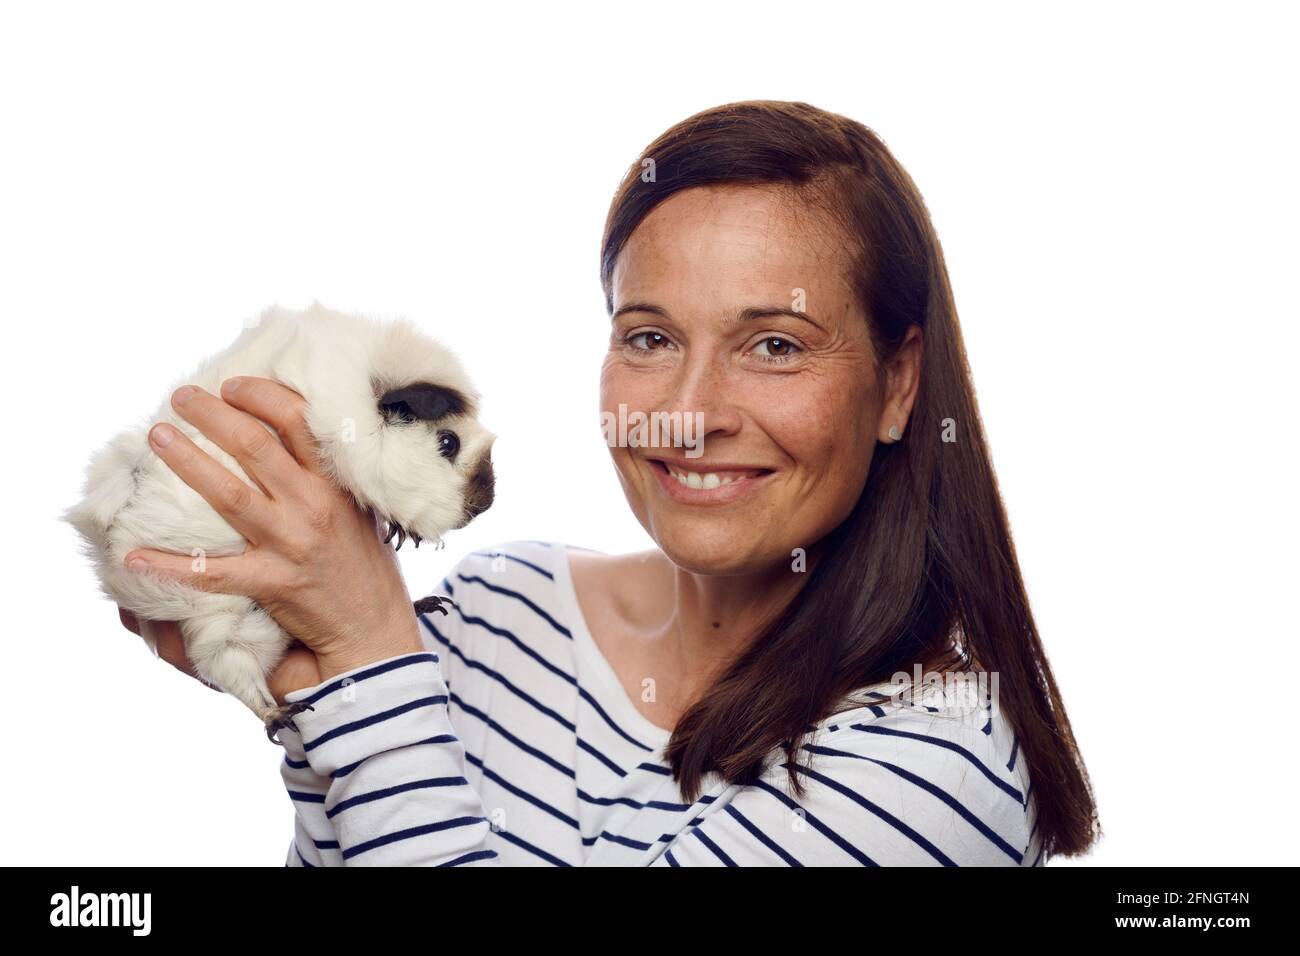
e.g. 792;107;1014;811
121;377;424;699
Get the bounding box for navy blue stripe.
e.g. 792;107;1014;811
426;619;634;779
585;814;712;850
577;685;658;752
578;790;712;813
326;776;470;819
302;694;446;752
287;789;326;804
665;848;680;866
312;837;340;850
786;761;957;866
439;849;499;867
293;843;314;867
426;601;662;759
341;816;486;860
456;573;572;638
331;735;457;779
428;616;637;780
591;828;654;851
1007;734;1020;772
474;550;554;580
804;743;1022;863
691;827;737;866
283;754;310;770
423;619;576;733
463;751;579;829
721;804;802;865
577;736;629;778
849;723;1025;805
442;604;577;686
451;691;576;779
750;779;878;866
494;827;572;866
292;652;439;708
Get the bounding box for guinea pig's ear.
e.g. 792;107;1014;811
378;383;468;423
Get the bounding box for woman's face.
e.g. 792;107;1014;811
602;184;912;576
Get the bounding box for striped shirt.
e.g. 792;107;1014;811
277;540;1044;866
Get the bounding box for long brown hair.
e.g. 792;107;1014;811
599;100;1099;859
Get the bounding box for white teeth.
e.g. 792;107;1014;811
667;467;740;489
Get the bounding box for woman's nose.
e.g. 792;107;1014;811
657;352;744;440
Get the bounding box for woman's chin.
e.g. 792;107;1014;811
651;525;787;577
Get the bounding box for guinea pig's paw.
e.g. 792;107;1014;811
413;593;457;616
383;519;412;550
262;700;316;744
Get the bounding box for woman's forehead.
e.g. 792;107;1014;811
612;185;855;314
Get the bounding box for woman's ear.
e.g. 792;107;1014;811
878;325;923;443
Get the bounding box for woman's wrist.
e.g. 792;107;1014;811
313;610;425;682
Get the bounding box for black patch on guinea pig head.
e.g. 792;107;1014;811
378;383;468;424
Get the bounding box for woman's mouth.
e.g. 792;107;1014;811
645;456;775;505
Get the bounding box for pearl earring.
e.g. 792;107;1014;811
887;425;902;441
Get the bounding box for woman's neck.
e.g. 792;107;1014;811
637;547;818;700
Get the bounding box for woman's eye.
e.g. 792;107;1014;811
626;331;672;351
751;336;802;361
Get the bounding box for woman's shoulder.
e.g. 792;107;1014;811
420;539;601;641
414;540;581;676
450;538;569;578
431;539;571;608
769;685;1042;865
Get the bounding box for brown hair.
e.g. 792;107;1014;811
599;100;1099;859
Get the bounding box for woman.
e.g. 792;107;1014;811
119;100;1099;865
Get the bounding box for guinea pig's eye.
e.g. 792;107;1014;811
437;430;460;461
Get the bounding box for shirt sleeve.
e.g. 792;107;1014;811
275;651;500;867
647;707;1034;867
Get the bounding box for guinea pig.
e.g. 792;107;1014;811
64;302;495;740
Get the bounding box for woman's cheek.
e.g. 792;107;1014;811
764;379;875;528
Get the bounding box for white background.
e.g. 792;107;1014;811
1;1;1294;866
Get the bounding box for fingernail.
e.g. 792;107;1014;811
172;385;198;405
149;424;173;447
127;556;150;572
222;377;242;395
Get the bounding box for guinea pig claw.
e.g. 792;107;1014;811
413;594;457;616
263;701;316;744
383;520;410;551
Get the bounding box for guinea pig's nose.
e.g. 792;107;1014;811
459;451;495;527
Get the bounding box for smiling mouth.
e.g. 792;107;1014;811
647;458;775;490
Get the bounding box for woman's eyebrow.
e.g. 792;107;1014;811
734;305;824;330
611;302;668;322
612;302;824;330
